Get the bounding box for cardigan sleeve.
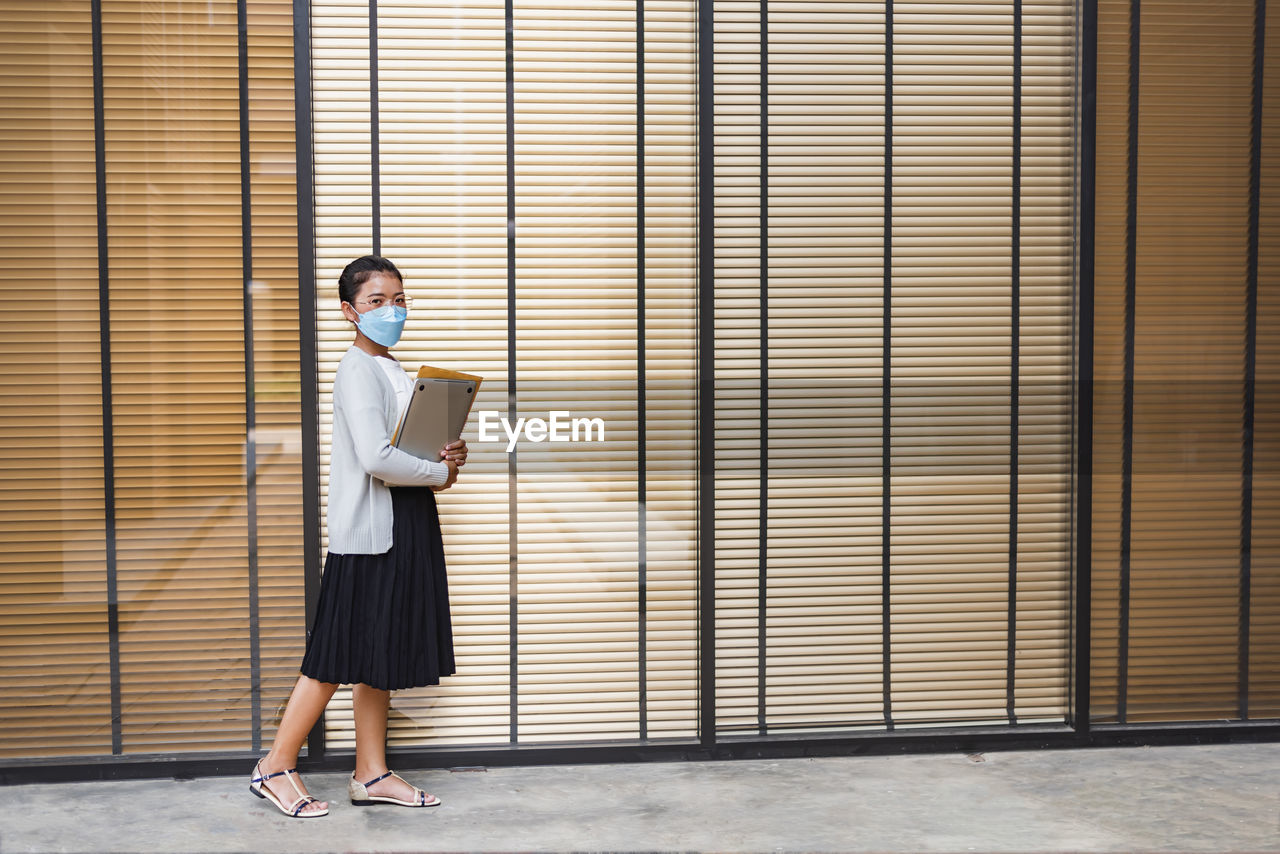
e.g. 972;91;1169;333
335;356;450;487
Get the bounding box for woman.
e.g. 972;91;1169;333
249;255;467;817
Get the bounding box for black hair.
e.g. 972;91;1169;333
337;255;404;305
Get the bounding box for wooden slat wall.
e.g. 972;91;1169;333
248;0;307;744
713;0;1074;735
1128;0;1250;722
0;0;304;759
1092;0;1276;723
103;0;254;754
1015;0;1074;721
312;0;700;749
1089;0;1130;724
5;0;1276;769
889;0;1020;724
0;0;113;759
640;0;700;741
1248;0;1279;719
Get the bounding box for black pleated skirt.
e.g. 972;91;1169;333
300;486;455;691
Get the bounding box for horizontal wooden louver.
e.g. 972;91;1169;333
1092;0;1274;724
0;0;113;760
312;0;699;748
0;0;304;759
247;0;308;748
714;0;1074;735
104;0;255;752
14;0;1277;772
1252;0;1280;719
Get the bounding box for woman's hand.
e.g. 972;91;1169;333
433;440;466;490
433;460;459;492
440;438;468;467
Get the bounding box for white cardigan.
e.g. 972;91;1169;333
327;346;449;554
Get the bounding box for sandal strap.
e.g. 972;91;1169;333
359;769;436;805
281;768;309;802
256;763;309;802
361;770;396;788
289;795;317;815
252;762;298;785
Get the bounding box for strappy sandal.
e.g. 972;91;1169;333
349;770;441;807
249;759;329;818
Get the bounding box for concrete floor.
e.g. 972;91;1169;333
0;742;1277;853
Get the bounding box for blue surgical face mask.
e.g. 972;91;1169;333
354;303;407;347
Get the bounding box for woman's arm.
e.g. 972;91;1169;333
337;363;450;487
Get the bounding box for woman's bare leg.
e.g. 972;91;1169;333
256;674;338;814
352;683;434;802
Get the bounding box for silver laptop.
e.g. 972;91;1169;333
393;377;478;461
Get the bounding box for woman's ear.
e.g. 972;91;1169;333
341;301;359;324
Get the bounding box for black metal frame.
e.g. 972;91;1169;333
636;0;649;742
89;0;123;760
369;0;381;256
7;720;1279;786
1007;0;1022;727
1240;0;1266;722
504;0;520;746
880;0;896;732
1116;0;1139;726
8;0;1280;787
236;0;264;753
294;0;325;763
1070;0;1097;738
757;0;770;737
696;0;716;754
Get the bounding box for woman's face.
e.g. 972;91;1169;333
343;272;407;324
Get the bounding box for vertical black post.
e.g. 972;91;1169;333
697;0;717;751
757;0;769;736
881;0;895;731
1240;0;1265;722
1118;0;1139;726
91;0;123;757
1007;0;1022;727
1072;0;1098;736
637;0;648;741
293;0;325;762
369;0;380;256
236;0;263;751
506;0;519;745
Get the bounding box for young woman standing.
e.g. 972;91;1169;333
249;255;467;817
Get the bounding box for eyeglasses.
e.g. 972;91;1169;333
353;295;412;310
